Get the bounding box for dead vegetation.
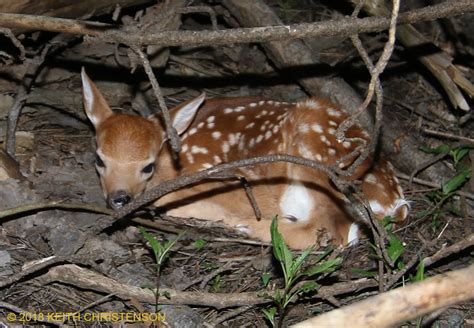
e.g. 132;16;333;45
0;0;473;327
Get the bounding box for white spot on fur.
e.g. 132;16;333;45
299;123;310;133
280;180;314;222
222;142;230;153
235;106;245;112
229;133;239;146
191;145;208;154
245;122;255;129
181;144;189;153
327;108;342;117
189;128;197;135
258;100;265;106
305;99;321;110
249;102;257;107
347;223;359;246
224;108;233;114
315;154;323;161
329;120;338;127
364;173;377;184
237;115;245;121
197;122;205;129
249;138;255;148
273;125;279;133
342;141;352;149
212;131;222;140
320;135;329;143
256;135;264;143
265;130;272;140
312;124;323;133
185;152;194;164
207;122;215;129
207;116;215;123
213;155;222;164
298;144;313;159
328;148;336;156
201;163;213;169
328;128;336;135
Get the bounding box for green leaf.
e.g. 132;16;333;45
450;148;469;165
297;281;319;294
303;257;343;277
290;246;313;277
349;268;377;277
419;144;449;154
387;233;405;263
139;227;162;264
414;261;425;282
442;168;471;195
192;239;206;249
262;307;277;327
262;272;271;287
161;291;171;299
271;217;293;276
381;216;397;232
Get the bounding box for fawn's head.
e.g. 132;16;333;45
81;68;205;209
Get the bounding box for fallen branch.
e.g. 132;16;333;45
292;264;474;328
38;264;377;309
422;233;474;267
0;1;471;47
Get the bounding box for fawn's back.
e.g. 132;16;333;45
82;69;408;249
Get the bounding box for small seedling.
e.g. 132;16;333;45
263;217;342;327
192;239;206;250
139;227;182;313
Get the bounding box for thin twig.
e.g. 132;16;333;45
212;306;253;325
422;128;474;144
132;46;181;153
397;173;474;200
5;36;69;157
0;1;471;46
0;255;91;289
239;176;262;220
0;201;112;219
0;27;26;60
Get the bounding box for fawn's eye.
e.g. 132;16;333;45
142;162;155;174
95;154;105;168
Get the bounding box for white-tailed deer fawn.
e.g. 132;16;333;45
82;68;408;249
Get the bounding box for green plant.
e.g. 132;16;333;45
139;227;182;313
211;274;223;292
418;144;472;230
263;217;342;327
192;239;206;250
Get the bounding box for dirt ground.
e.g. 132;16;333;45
0;0;473;327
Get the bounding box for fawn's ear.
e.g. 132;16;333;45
170;93;206;135
81;67;113;129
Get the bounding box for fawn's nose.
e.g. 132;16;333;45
108;190;132;209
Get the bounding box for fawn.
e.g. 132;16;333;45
82;68;408;249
